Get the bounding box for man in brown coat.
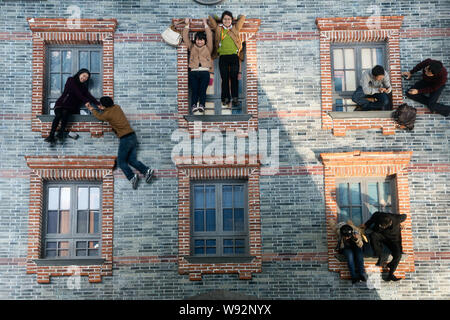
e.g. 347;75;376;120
87;97;153;189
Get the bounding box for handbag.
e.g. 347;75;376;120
161;25;181;46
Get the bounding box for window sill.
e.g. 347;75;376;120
328;111;393;119
37;114;103;123
184;255;255;264
34;258;105;266
334;253;409;263
184;115;253;122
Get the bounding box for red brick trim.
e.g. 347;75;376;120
177;164;262;281
320;151;415;279
27;18;117;137
316;16;404;136
175;18;261;134
24;155;116;284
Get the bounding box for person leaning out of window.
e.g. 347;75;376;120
352;65;392;111
44;68;100;144
182;17;213;114
330;220;368;284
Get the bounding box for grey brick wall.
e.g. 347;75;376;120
0;0;449;299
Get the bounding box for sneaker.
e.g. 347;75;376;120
144;168;154;183
44;136;56;143
385;274;401;282
198;104;205;113
221;98;230;105
55;132;64;140
232;97;240;106
192;104;199;113
130;174;139;190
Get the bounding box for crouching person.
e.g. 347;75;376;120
361;211;406;282
352;65;392;111
332;221;368;284
86;97;153;189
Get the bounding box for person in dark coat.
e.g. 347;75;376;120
403;59;449;117
361;211;407;282
44;68;100;143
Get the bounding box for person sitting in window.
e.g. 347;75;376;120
208;11;246;108
331;220;368;284
360;211;406;282
86;96;154;190
182;18;213;114
351;65;392;111
44;68;100;144
403;59;449;117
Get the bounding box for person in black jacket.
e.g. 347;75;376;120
44;68;100;144
361;211;407;282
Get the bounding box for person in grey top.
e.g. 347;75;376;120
352;65;392;111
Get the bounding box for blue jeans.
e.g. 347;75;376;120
189;70;210;108
118;133;149;180
352;86;390;111
343;247;366;279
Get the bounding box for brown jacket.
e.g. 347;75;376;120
208;15;246;60
91;104;134;138
182;25;214;72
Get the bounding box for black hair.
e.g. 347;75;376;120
221;10;233;22
371;65;385;77
428;61;442;76
194;31;207;44
73;68;91;85
100;96;114;108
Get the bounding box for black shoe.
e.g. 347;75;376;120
359;273;368;282
222;98;230;105
232;97;240;106
351;277;360;284
44;136;56;143
130;174;139;190
375;257;387;267
198;104;205;113
385;274;401;282
144;168;154;183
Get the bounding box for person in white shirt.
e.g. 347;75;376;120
352;65;392;111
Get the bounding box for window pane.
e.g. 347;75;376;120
90;51;101;73
339;207;349;222
47;210;58;234
205;209;216;232
381;182;391;206
233;185;244;208
194;239;204;254
50;73;61;96
234;208;245;231
361;48;372;69
333;49;344;70
367;182;379;204
351;207;363;226
46;242;57;257
88;241;99;256
90;211;99;234
224;246;233;254
194;185;204;209
349;183;361;205
59;241;69;257
206;239;216;254
59;210;70;234
334;71;344;92
194;209;204;232
62;50;72;73
222;185;232;208
60;187;71;210
78;187;89;210
223;208;233;231
50;51;61;73
223;239;233;247
338;183;349;205
89;73;102;98
77;210;88;233
205;186;215;208
76;241;87;256
90;187;100;210
79;51;89;69
376;47;384;66
345;71;356;91
48;187;59;210
344;48;355;69
335;99;343;112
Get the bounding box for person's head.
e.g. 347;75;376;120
425;61;442;77
371;65;385;81
378;215;393;230
194;31;207;48
74;68;91;84
221;10;233;28
99;96;114;110
340;224;354;240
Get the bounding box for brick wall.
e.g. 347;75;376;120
0;0;449;299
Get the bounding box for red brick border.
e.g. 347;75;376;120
27;18;117;137
174;18;261;134
320;151;415;279
177;164;262;281
316;16;404;136
25;155;116;284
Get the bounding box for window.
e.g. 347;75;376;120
336;177;395;226
191;181;248;256
332;43;387;112
46;45;103;115
190;47;247;115
43;183;102;259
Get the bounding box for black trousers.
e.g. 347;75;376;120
189;70;210;107
219;54;239;102
369;232;402;275
49;108;72;138
406;80;450;116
